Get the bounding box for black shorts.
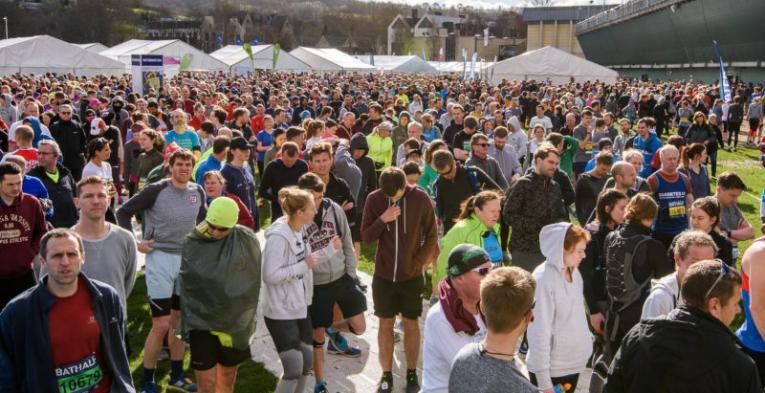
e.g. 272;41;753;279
372;275;424;320
189;330;251;371
309;274;367;328
264;317;312;353
149;294;180;317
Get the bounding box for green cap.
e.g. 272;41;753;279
206;197;239;229
447;244;490;277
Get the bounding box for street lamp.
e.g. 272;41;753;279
2;17;7;40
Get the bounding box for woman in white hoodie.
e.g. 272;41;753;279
263;187;318;393
527;222;593;393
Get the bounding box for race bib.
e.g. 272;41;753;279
668;201;687;218
56;354;104;393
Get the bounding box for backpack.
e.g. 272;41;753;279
604;230;653;332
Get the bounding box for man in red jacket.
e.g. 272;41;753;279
0;161;47;310
361;167;437;393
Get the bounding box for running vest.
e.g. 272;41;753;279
738;237;765;352
652;173;689;235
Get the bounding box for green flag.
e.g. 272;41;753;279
243;43;255;71
180;54;191;71
272;43;280;70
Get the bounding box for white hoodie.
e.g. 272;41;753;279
526;222;593;390
641;273;680;320
261;217;314;320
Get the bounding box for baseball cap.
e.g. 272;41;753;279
230;137;253;150
447;244;490;277
90;117;105;135
300;110;312;120
163;142;180;162
206;197;239;229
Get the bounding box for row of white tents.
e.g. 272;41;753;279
0;35;619;84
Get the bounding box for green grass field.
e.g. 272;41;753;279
125;136;763;392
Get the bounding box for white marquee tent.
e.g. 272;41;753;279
210;45;312;74
428;61;495;74
289;47;374;72
0;35;125;76
75;43;109;53
101;39;227;74
488;46;618;85
355;55;437;74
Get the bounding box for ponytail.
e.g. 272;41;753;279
455;190;502;223
278;187;313;217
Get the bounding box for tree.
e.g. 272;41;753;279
530;0;555;6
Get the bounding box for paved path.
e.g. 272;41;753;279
137;232;591;392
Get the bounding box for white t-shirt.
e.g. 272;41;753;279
8;120;51;141
81;161;113;181
422;302;486;393
529;115;553;132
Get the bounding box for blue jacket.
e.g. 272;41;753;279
0;274;135;393
195;154;223;186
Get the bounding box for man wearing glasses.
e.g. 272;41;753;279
607;259;761;393
49;104;87;181
28;140;78;228
466;133;509;192
422;244;492;393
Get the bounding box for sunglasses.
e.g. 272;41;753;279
471;266;491;276
705;259;733;300
473;143;489;148
206;222;231;233
60;112;71;115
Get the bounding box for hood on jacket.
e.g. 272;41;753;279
539;222;572;269
350;132;369;156
0;93;14;110
265;216;305;256
507;115;524;134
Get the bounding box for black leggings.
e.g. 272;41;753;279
728;121;742;148
529;372;580;392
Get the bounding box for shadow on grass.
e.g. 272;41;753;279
127;273;278;392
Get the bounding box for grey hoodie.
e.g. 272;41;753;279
526;222;593;390
303;198;357;285
0;94;17;126
641;272;680;320
262;217;314;320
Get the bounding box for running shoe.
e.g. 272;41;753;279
377;374;393;393
327;332;362;357
139;381;157;393
314;380;329;393
167;373;198;392
405;371;420;393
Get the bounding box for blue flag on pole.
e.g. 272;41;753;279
713;40;732;103
216;32;223;48
252;37;260;46
235;35;243;46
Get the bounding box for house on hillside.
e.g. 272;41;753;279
142;18;202;48
388;9;523;62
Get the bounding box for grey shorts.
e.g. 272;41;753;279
145;249;182;300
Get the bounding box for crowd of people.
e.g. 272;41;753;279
0;70;764;393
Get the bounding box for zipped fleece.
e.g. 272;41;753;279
361;184;437;282
0;274;134;393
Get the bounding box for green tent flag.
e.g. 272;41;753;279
243;43;255;71
272;43;280;70
180;54;191;71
